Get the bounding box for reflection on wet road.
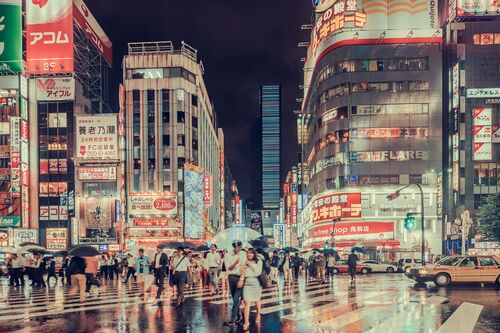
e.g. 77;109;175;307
0;274;498;332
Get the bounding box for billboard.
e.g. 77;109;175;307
78;166;116;181
0;0;22;73
40;205;68;221
36;77;75;101
203;174;212;205
306;221;394;243
457;0;500;16
72;0;113;66
9;117;20;196
26;0;73;74
472;108;492;126
79;197;114;229
128;193;177;216
76;115;118;160
311;192;362;223
473;142;492;160
250;211;263;234
46;228;67;250
184;169;204;238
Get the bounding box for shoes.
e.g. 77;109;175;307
255;315;261;323
242;324;250;331
224;321;236;327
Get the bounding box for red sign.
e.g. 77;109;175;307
20;120;29;141
312;192;361;223
307;222;394;241
78;167;116;181
203;174;211;205
132;218;172;227
291;204;298;226
40;159;67;175
153;197;176;211
26;0;74;74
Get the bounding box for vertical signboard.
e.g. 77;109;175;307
76;115;118;159
184;169;204;239
203;174;211;205
9;116;20;196
0;0;22;73
46;228;67;250
26;0;73;74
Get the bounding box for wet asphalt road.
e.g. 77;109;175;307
0;274;498;333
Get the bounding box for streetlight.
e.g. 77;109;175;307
386;184;426;265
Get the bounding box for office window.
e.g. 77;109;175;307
177;111;185;123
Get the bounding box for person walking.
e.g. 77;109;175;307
347;250;359;282
10;254;24;287
34;253;46;288
292;253;301;281
99;255;108;280
206;244;221;295
317;254;326;282
46;257;58;285
270;251;279;284
281;252;293;284
201;252;209;290
219;250;229;297
61;256;70;286
326;254;336;279
68;255;87;303
152;246;169;300
135;249;151;297
223;240;247;327
309;251;318;281
108;255;117;280
240;249;263;331
170;247;190;307
125;254;136;283
85;256;100;295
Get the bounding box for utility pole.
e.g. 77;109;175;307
460;210;472;255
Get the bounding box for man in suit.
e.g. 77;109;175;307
152;245;169;300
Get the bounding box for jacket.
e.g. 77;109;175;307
68;256;86;275
152;252;169;270
271;256;279;267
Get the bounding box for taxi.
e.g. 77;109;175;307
406;255;500;287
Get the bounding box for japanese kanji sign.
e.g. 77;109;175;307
46;228;67;250
307;221;394;241
76;115;118;160
311;192;361;223
36;77;75;101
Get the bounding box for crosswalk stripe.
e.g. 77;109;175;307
436;302;483;333
259;293;342;314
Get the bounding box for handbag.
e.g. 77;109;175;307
258;272;269;288
172;256;187;284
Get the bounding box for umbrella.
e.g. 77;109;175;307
352;246;365;254
324;249;340;260
181;242;197;249
194;245;210;252
255;248;270;261
20;244;46;252
282;247;299;253
158;242;183;250
312;248;324;253
18;242;40;247
211;226;262;250
50;250;68;257
249;239;269;249
68;245;100;257
28;248;50;254
0;246;18;253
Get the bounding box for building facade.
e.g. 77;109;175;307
443;4;500;252
300;0;443;260
122;42;221;249
261;85;281;209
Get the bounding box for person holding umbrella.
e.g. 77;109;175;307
170;247;190;307
347;249;359;283
68;255;87;302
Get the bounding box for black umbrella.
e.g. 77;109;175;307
249;239;269;249
181;242;197;249
194;245;210;252
68;245;100;257
18;242;40;247
324;249;340;260
50;250;68;257
312;248;324;253
256;248;270;261
28;248;50;254
282;247;299;253
158;242;183;250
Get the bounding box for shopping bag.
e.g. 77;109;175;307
144;274;155;292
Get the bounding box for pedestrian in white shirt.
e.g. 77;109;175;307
223;240;247;327
206;244;221;295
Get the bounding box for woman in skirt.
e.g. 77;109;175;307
239;248;263;331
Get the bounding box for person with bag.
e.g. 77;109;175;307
240;248;263;331
223;240;247;327
270;251;279;284
125;254;136;283
206;244;221;296
152;245;169;300
281;252;293;285
170;247;190;307
99;255;108;280
135;248;151;297
85;255;100;295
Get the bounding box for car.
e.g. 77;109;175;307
406;255;500;287
332;260;372;274
361;260;397;273
397;258;424;273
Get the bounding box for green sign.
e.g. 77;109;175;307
0;215;20;227
0;1;22;73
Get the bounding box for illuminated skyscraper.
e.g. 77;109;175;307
261;85;281;209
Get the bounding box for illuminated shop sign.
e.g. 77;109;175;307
452;63;459;109
350;127;428;139
184;169;204;237
203;174;212;205
354;104;429;116
466;88;500;99
472;108;492;126
132;218;181;227
457;0;500;16
493;126;500;143
40;205;68;221
78;166;117;181
350;150;428;162
76;115;118;160
473;126;492;143
40;159;67;174
310;152;347;177
46;228;67;250
311;192;361;223
0;0;22;73
473;143;492;161
36;77;75;101
306;221;394;242
128;193;177;216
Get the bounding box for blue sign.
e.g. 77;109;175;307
98;244;109;251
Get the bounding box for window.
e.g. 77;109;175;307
177;134;185;146
177;111;185;124
479;257;497;266
163;135;170;146
133;158;141;170
192;95;198;107
459;257;478;267
409;81;429;91
473;33;500;45
163;158;170;169
436;257;462;266
178;157;185;168
192;116;198;128
128;68;163;79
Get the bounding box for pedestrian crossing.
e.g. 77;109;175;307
0;275;492;333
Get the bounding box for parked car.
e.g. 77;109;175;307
406;255;500;287
332;260;372;274
397;258;424;273
361;260;397;273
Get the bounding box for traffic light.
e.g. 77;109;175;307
386;191;400;201
404;213;416;230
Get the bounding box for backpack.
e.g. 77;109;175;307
263;260;271;274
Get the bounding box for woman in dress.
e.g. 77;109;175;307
219;250;229;297
239;248;263;331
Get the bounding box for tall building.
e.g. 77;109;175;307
299;0;443;261
122;41;221;249
442;4;500;251
261;85;281;209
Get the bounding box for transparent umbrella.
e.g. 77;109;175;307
0;246;18;253
211;226;262;251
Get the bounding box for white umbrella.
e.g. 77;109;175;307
20;244;46;252
0;246;18;253
211;226;262;251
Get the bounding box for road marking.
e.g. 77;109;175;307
259;293;343;314
436;302;483;333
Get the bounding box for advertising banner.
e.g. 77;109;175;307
311;192;361;223
72;0;113;66
128;193;177;216
26;0;73;74
0;0;22;73
40;205;68;221
36;77;75;101
184;170;204;238
306;221;394;242
78;166;116;181
457;0;500;16
467;88;500;98
473;126;492;143
0;215;19;227
9;116;19;196
12;228;37;246
46;228;67;250
473;142;493;160
203;174;211;205
472;108;492;126
250;211;263;234
79;197;114;229
76;115;118;160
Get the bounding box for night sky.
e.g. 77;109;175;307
86;0;312;205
